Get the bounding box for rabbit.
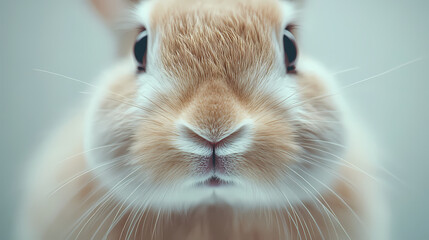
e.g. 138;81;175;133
16;0;388;239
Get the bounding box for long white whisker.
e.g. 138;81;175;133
298;167;366;230
288;58;424;111
33;68;175;121
340;58;423;90
56;143;120;165
66;166;142;240
332;66;360;76
272;185;307;239
49;160;122;197
92;179;146;240
305;139;405;185
287;167;351;240
287;173;339;239
301;143;379;182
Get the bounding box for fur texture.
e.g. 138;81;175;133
16;0;387;239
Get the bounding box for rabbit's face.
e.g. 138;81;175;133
86;0;344;210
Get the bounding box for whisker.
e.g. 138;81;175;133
304;139;405;186
339;58;423;90
332;66;360;76
33;68;175;122
49;160;122;198
125;190;156;240
33;69;135;102
288;58;424;111
288;178;330;240
56;143;121;165
281;163;345;239
298;167;366;230
119;203;139;240
301;143;379;182
286;171;348;240
92;180;146;240
132;203;148;240
272;185;307;239
296;157;360;192
66;166;143;240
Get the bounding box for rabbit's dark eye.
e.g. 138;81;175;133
134;30;148;72
283;29;298;73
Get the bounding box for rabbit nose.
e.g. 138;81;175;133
175;119;254;157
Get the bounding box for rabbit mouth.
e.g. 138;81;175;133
197;176;233;187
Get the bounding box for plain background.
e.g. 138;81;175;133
1;0;428;239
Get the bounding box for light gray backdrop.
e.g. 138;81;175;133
1;0;428;239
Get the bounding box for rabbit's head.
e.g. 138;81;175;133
85;0;345;211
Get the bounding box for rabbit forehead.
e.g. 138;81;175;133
150;0;294;79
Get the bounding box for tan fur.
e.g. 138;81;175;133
155;0;280;81
17;0;385;239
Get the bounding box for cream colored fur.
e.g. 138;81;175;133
16;0;387;239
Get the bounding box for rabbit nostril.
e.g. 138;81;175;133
175;119;254;157
175;119;253;174
177;122;213;147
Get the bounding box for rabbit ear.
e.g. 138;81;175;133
89;0;140;56
90;0;138;24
